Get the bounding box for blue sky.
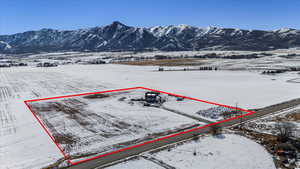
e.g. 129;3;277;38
0;0;299;35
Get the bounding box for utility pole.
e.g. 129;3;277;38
236;102;244;130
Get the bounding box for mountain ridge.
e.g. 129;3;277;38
1;21;300;54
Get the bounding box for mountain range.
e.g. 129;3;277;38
0;21;300;54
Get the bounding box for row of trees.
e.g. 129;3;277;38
290;67;300;71
193;53;261;59
262;67;300;74
262;70;286;74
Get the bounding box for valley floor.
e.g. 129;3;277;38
0;63;299;169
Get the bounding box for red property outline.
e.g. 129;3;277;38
23;86;257;166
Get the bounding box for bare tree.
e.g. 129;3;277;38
235;102;244;129
192;134;200;142
275;121;297;142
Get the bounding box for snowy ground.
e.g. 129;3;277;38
151;134;276;169
28;90;201;163
106;134;276;169
0;67;105;169
0;62;299;168
60;64;300;109
4;48;300;69
244;105;300;138
106;157;164;169
287;78;300;83
163;97;233;121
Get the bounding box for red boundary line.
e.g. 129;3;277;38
24;86;257;166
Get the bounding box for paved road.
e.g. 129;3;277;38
68;98;300;169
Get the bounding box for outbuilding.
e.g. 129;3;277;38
145;92;160;103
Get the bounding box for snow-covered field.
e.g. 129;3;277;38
163;97;233;121
151;134;276;169
287;78;300;83
0;62;299;168
28;90;200;163
0;67;106;169
60;64;300;109
203;55;300;71
106;157;164;169
107;134;276;169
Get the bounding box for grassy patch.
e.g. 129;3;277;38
286;111;300;121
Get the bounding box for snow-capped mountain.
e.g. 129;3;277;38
0;21;300;54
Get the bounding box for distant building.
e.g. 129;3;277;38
0;63;10;67
0;60;11;67
158;67;164;71
10;63;28;66
37;62;58;67
87;59;106;64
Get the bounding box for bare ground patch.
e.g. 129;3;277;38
83;93;110;99
286;110;300;121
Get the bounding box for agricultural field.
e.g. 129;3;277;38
0;51;300;168
27;89;207;164
0;67;106;169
